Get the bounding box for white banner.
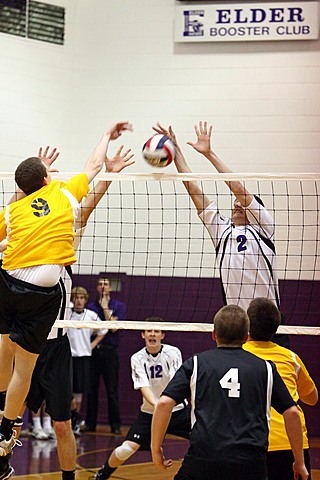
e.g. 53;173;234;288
175;2;319;42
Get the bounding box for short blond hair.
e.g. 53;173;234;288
71;286;89;303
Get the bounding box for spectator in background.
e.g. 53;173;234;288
244;297;318;480
67;287;107;436
84;277;125;434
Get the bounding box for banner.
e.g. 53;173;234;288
175;2;319;42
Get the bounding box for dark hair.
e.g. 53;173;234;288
247;298;281;341
253;194;265;207
214;305;249;345
97;277;110;284
15;157;47;196
144;317;165;332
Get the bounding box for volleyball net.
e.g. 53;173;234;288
0;172;319;335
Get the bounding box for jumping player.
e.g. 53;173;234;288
94;317;190;479
153;121;288;347
0;137;134;479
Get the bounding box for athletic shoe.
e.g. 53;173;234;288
31;427;49;440
94;468;108;480
72;423;80;437
0;463;14;479
13;417;23;428
94;464;116;479
42;426;55;439
0;432;17;457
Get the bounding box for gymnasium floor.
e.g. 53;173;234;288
8;426;320;479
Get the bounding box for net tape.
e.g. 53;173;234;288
53;320;320;335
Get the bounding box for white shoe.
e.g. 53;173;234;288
42;426;55;439
31;427;49;440
0;431;19;457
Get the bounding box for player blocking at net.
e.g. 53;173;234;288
0;121;133;457
153;121;288;347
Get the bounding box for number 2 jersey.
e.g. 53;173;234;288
199;196;279;311
162;347;295;462
131;343;187;414
0;174;89;270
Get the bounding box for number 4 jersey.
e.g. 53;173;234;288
162;347;296;462
131;344;186;414
0;174;89;270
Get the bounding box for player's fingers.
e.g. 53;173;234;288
43;145;50;157
116;145;124;155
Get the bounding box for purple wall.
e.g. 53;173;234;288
76;273;320;437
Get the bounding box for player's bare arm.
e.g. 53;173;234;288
151;395;175;470
84;122;133;183
283;406;309;480
153;123;211;214
76;144;135;230
140;387;157;409
188;121;253;207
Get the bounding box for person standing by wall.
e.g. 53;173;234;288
84;277;126;434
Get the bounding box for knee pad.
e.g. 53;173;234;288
114;442;136;462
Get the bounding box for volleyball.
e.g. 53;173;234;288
142;134;175;168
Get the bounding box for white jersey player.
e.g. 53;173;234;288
94;317;190;480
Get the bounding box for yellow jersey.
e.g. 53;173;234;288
243;340;315;451
0;173;89;269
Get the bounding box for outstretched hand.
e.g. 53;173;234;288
187;121;213;156
105;145;135;173
38;146;60;172
107;122;133;140
153;123;178;148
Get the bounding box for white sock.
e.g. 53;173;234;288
43;416;52;430
33;417;42;430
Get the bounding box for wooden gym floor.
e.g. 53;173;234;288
9;426;320;479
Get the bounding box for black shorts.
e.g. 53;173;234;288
26;334;73;422
72;356;91;393
267;449;311;480
0;266;61;354
126;407;190;451
174;454;267;480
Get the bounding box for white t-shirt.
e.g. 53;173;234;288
199;196;280;310
67;308;107;357
131;343;186;414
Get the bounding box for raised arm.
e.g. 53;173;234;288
187;121;253;207
153;123;211;214
75;144;134;230
83;122;133;183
